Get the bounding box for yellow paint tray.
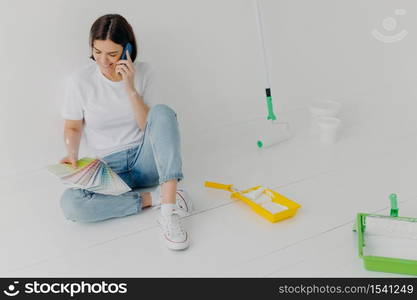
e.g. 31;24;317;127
204;181;301;223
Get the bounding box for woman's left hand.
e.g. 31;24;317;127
116;50;136;93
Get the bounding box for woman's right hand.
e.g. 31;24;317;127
59;155;78;169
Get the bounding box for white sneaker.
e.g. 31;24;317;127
175;189;193;216
151;187;193;216
157;212;189;250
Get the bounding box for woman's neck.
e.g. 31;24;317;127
103;71;123;82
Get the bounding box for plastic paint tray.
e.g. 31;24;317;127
205;181;301;223
354;194;417;276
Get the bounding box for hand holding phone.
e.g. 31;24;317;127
116;42;136;92
117;42;133;76
120;42;133;60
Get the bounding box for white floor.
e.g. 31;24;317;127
3;96;417;277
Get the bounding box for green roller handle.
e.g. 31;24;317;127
390;193;399;217
265;89;277;121
257;89;278;149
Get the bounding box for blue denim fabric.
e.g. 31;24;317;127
60;104;184;222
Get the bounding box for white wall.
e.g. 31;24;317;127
262;0;417;106
0;0;416;174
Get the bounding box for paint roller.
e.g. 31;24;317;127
354;194;417;272
254;0;292;149
364;195;417;240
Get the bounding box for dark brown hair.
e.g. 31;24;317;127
89;14;138;62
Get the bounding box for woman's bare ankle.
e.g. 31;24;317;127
141;192;152;208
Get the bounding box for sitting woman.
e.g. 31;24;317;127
59;14;192;251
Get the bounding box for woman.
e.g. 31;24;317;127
59;14;192;251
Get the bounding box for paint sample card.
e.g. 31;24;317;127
47;157;132;195
46;163;77;178
63;159;100;184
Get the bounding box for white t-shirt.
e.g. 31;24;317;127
61;61;159;158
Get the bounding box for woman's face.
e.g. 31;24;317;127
92;39;123;76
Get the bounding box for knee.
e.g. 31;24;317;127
148;104;177;122
60;188;89;222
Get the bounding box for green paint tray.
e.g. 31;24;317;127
354;194;417;276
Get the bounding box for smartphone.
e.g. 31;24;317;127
120;42;133;60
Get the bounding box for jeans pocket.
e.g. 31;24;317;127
102;150;129;173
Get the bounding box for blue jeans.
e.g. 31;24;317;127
60;104;184;222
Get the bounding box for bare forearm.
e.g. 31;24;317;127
127;89;149;131
64;128;81;158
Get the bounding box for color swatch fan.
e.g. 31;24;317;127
47;158;132;196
